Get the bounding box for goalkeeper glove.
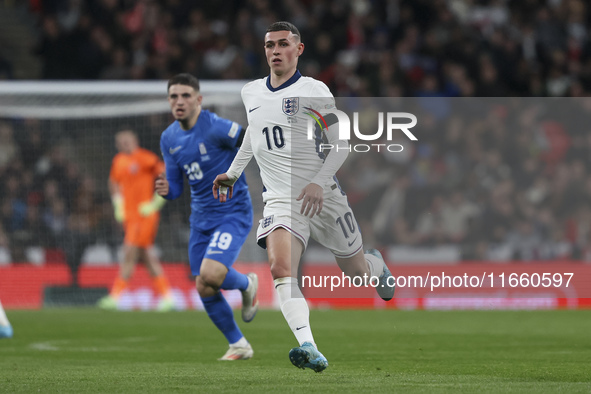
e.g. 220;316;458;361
139;193;166;216
112;194;124;223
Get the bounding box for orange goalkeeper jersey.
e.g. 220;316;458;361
109;148;165;221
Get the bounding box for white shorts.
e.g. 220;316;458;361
256;186;363;258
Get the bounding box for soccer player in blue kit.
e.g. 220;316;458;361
156;73;259;361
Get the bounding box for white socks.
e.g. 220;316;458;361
274;277;316;348
365;253;383;278
230;336;249;348
0;301;10;327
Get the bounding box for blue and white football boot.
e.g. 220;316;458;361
367;249;395;301
0;325;13;339
289;342;328;372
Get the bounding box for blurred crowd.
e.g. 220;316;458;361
2;0;591;264
0;119;115;279
21;0;591;97
338;97;591;261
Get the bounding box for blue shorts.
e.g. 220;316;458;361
188;209;253;276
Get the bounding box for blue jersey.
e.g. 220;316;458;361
160;110;252;227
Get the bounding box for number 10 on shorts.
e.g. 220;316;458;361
209;231;233;250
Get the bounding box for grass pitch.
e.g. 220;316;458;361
1;309;590;393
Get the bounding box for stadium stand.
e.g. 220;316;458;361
16;0;591;97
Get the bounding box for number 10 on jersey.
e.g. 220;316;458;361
262;126;285;150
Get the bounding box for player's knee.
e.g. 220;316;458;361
269;257;292;279
195;277;206;294
198;270;224;289
196;276;216;297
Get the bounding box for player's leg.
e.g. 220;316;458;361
98;233;139;310
197;258;252;360
267;228;312;344
210;215;258;323
312;191;395;301
0;300;13;339
120;245;139;279
265;227;328;372
220;267;258;323
190;227;253;360
133;215;174;311
335;249;395;301
141;246;174;311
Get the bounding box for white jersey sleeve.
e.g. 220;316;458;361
308;83;349;187
226;125;253;183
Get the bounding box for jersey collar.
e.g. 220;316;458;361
266;70;302;92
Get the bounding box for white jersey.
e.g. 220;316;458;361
228;71;346;203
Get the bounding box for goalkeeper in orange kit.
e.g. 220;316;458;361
98;130;174;311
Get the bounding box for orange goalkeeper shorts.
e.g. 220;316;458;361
123;214;159;247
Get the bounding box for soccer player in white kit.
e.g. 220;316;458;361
213;22;394;372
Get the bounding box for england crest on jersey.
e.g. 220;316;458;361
282;97;299;116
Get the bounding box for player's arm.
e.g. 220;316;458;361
159;139;184;200
299;89;348;218
140;157;167;216
213;115;246;150
308;112;349;187
109;179;125;223
213;126;254;202
235;127;247;147
154;173;170;196
108;158;125;223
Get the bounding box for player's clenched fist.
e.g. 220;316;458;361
155;173;169;196
212;173;234;202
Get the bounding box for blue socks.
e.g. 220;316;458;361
201;293;243;344
220;268;249;291
200;269;249;344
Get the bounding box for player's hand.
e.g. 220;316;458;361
297;183;324;218
139;193;166;216
213;173;234;202
111;194;124;223
155;173;169;196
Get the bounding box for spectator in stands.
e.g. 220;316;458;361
100;46;131;80
0;223;10;263
23;0;590;97
19;125;46;172
1;176;27;238
0;123;20;170
42;197;68;248
34;16;71;79
62;176;100;287
415;195;449;246
11;205;45;263
372;174;411;246
440;191;480;243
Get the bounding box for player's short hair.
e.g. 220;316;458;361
167;73;200;92
116;129;136;138
266;21;301;41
